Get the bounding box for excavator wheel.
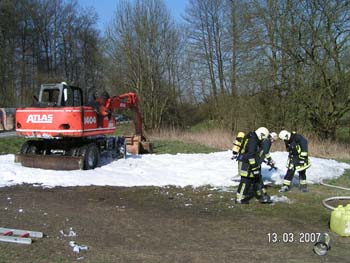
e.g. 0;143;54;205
20;141;40;154
68;147;80;157
79;143;100;170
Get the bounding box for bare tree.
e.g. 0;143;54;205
294;0;350;139
184;0;228;103
106;0;181;130
0;0;102;106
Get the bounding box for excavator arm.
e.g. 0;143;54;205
107;92;143;138
105;92;151;154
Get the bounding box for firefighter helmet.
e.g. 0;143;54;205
279;130;291;141
269;132;278;141
255;127;269;140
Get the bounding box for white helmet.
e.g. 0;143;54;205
269;132;278;141
279;130;291;141
255;127;269;140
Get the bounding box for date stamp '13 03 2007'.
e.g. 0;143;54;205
267;232;321;243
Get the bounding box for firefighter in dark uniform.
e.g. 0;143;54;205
278;130;311;192
257;132;278;200
235;127;270;204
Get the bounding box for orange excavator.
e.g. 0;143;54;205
15;82;152;170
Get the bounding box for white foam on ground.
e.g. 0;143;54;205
0;151;349;188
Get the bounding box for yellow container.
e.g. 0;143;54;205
232;132;245;155
330;204;350;237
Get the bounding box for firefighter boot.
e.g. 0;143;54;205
299;184;308;192
258;194;272;204
235;196;250;204
279;185;290;193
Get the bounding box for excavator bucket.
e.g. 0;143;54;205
125;135;153;155
15;154;84;170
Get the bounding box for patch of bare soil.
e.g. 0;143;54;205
0;185;349;262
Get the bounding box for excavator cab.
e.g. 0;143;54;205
37;83;83;107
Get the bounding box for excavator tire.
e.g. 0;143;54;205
79;143;100;170
20;141;41;154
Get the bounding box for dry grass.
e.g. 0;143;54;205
308;136;350;160
149;128;233;150
149;128;350;160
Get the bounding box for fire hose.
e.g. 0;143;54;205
320;180;350;210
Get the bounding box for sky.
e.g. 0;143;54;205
77;0;188;31
1;151;349;189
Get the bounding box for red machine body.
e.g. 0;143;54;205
14;83;151;170
16;106;115;138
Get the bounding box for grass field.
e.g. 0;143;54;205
0;175;350;262
0;136;26;155
0;130;349;262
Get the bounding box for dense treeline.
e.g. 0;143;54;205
1;0;350;140
0;0;102;107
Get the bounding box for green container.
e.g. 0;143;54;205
330;204;350;237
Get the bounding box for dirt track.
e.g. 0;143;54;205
0;185;349;262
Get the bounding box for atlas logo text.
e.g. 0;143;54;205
26;114;53;123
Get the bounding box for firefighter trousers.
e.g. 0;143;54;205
283;168;306;187
236;176;263;203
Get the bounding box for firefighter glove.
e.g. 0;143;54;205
267;158;275;167
231;152;238;160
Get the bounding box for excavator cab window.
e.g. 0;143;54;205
38;83;83;107
62;86;83;107
40;88;60;106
